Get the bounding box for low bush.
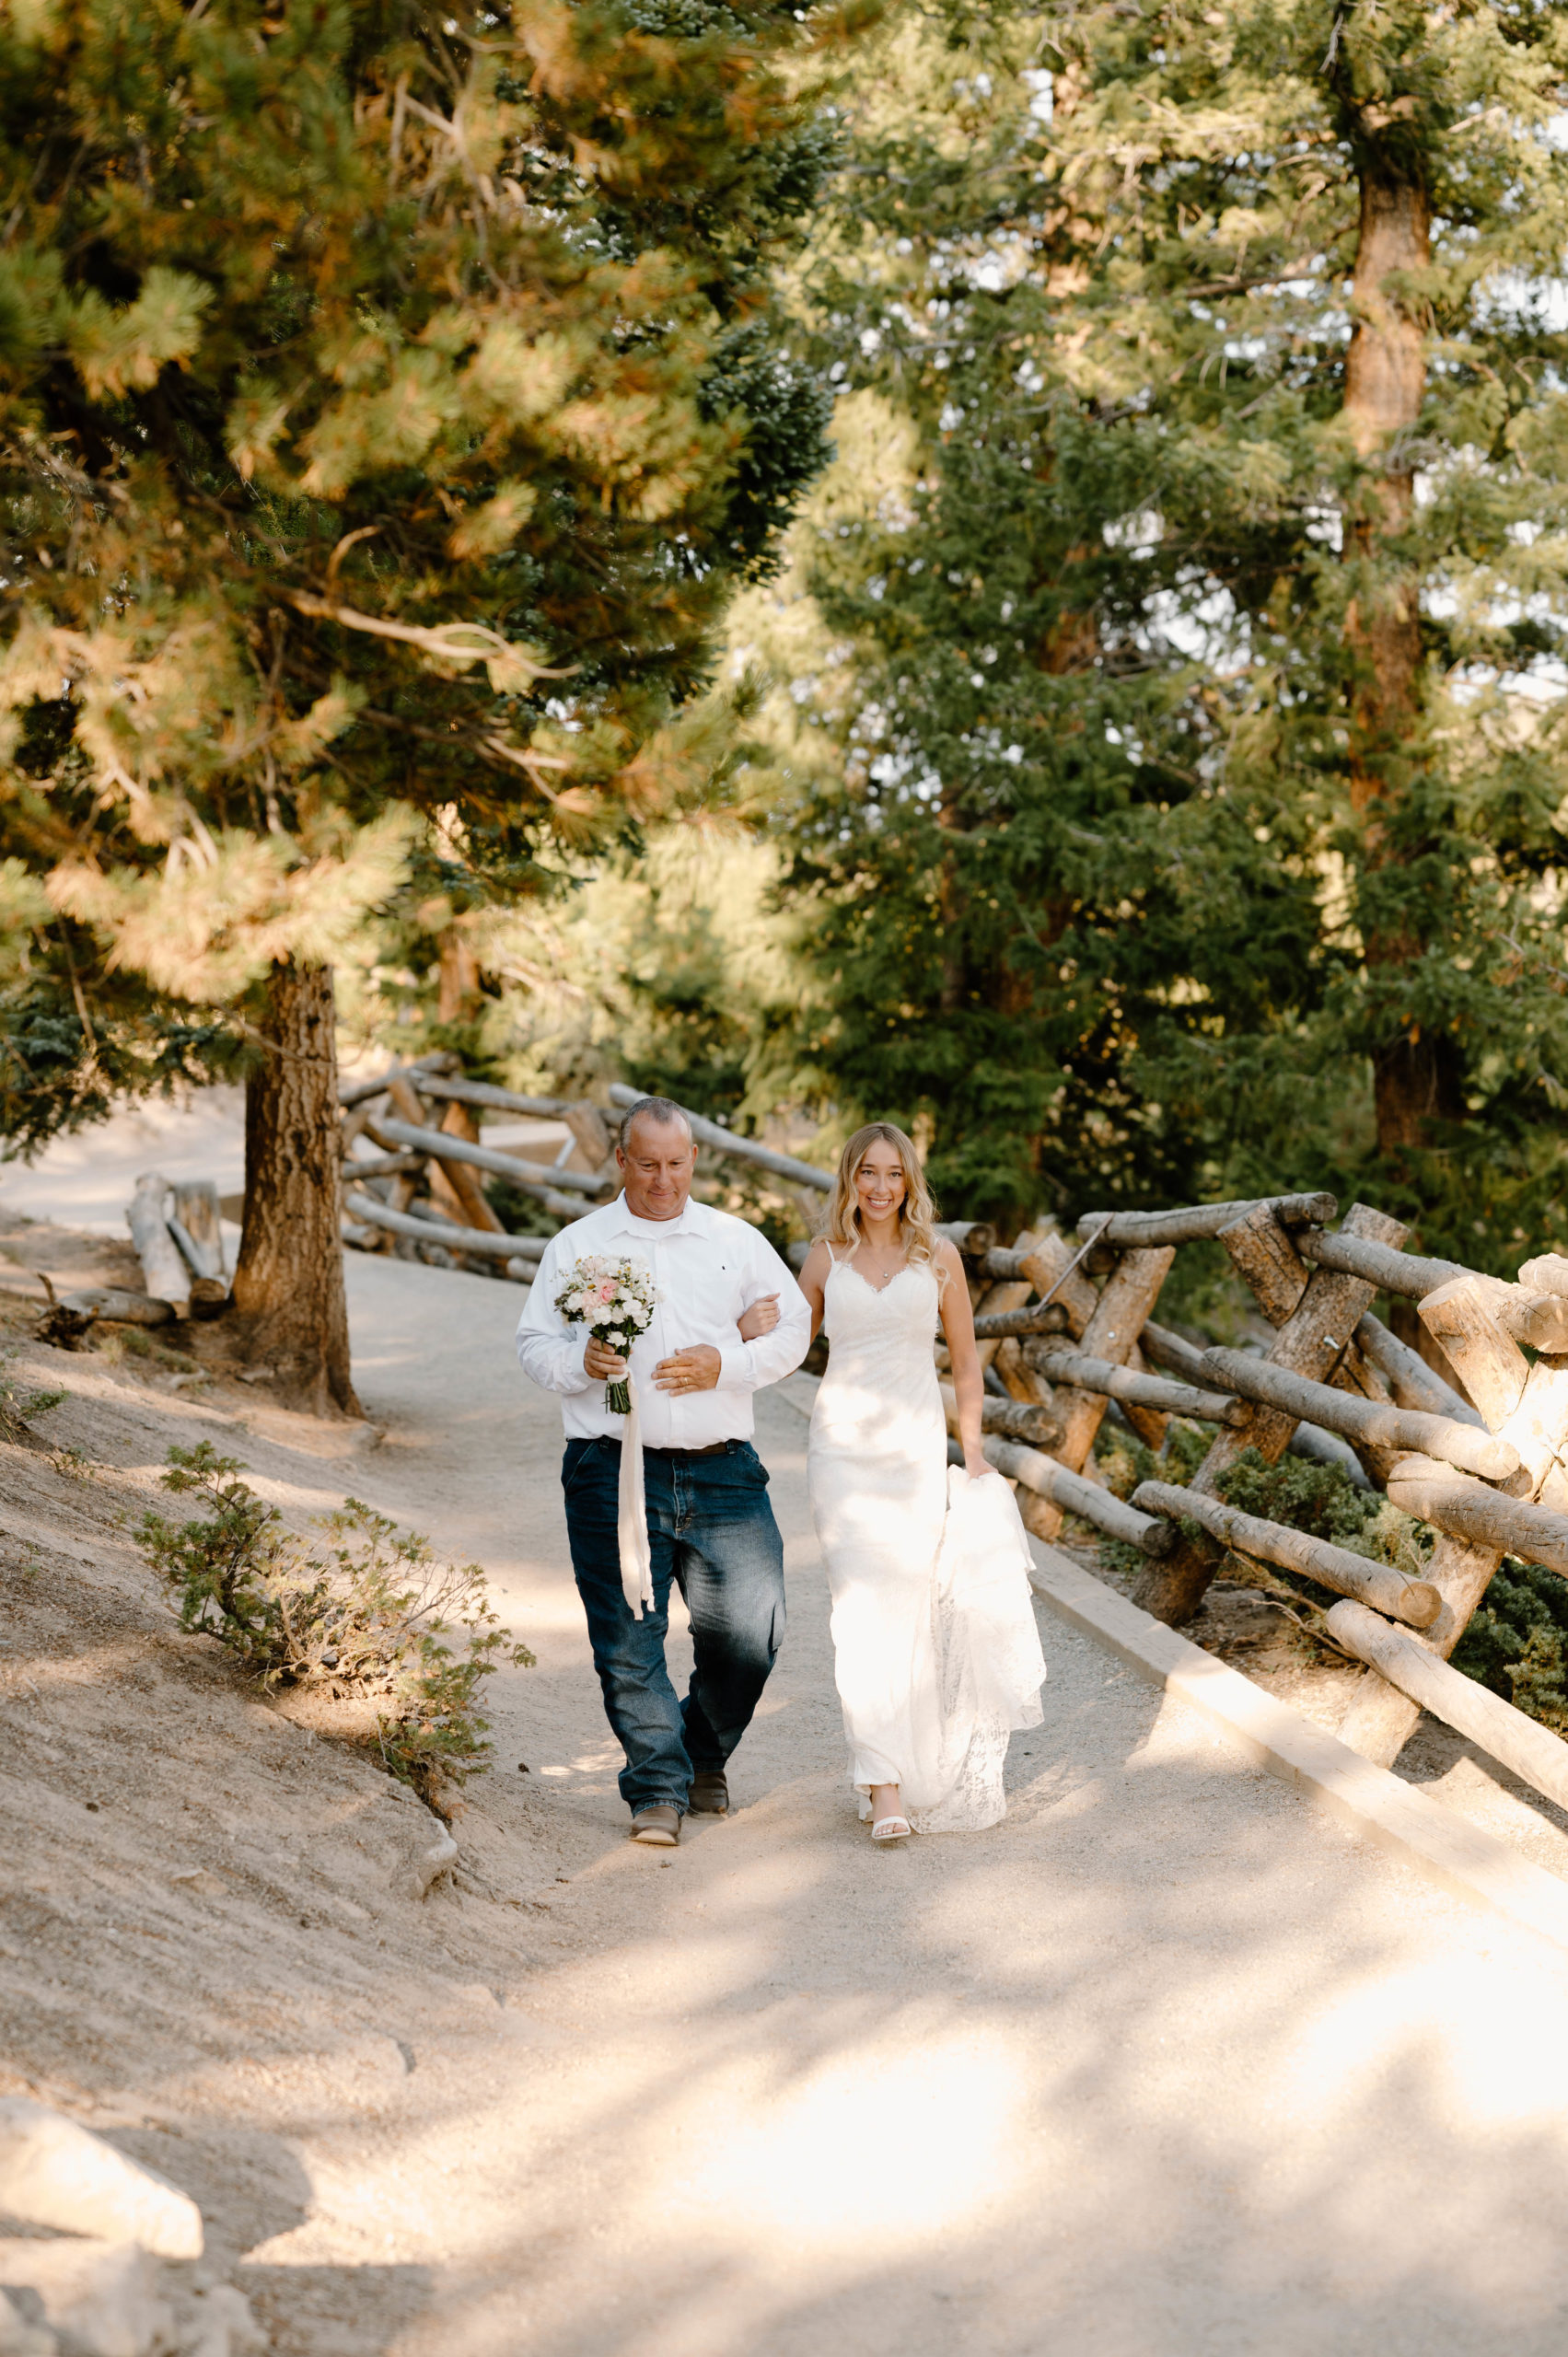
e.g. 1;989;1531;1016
1453;1563;1568;1737
136;1443;533;1809
1093;1430;1430;1645
1096;1424;1568;1736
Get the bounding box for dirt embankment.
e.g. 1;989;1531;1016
0;1213;579;2355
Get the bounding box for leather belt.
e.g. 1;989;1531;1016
643;1441;734;1459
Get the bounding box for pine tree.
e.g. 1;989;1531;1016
0;0;844;1408
768;0;1568;1259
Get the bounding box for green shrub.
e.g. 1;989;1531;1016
1453;1563;1568;1738
136;1444;533;1809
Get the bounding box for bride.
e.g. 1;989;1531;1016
792;1124;1046;1841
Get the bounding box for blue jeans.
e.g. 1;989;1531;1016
561;1437;786;1817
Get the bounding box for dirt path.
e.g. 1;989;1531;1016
9;1216;1568;2351
298;1260;1568;2354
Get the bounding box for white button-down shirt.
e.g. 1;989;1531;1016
516;1193;811;1446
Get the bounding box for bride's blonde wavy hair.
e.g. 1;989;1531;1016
820;1123;943;1281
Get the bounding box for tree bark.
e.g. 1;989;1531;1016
233;959;360;1418
1342;144;1452;1163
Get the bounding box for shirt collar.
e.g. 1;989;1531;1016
600;1191;714;1240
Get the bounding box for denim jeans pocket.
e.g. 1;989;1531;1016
563;1437;615;1500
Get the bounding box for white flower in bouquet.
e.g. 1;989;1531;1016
553;1250;661;1415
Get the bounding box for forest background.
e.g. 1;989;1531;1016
6;0;1568;1336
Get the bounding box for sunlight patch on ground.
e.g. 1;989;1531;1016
679;2021;1025;2247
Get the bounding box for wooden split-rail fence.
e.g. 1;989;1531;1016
339;1064;1568;1817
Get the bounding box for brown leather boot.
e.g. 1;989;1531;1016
629;1805;679;1847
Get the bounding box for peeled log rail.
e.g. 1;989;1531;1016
981;1436;1177;1556
1026;1346;1247;1427
939;1382;1064;1450
939;1221;998;1257
1355;1312;1485;1430
1132;1480;1442;1629
1386;1457;1568;1580
1138;1320;1215;1389
1202;1348;1522;1484
342;1151;429;1183
971;1301;1072;1341
1326;1599;1568;1816
339;1057;462;1110
607;1082;831;1193
1295;1228;1464;1299
345;1192;547;1264
1074;1194;1338;1249
370;1117;598;1214
413;1073;574;1120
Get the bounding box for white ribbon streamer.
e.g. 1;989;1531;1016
616;1376;655;1619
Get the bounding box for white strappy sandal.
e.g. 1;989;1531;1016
871;1815;912;1842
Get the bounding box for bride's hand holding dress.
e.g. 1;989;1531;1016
797;1209;1045;1838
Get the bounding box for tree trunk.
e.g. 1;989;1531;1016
436;927;481;1027
1342;145;1448;1163
232;959;360;1418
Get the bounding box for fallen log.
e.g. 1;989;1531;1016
51;1287;175;1328
1326;1599;1568;1816
1025;1345;1246;1426
970;1301;1072;1341
1074;1193;1338;1249
1201;1348;1521;1484
607;1083;831;1192
126;1174;190;1314
1295;1228;1464;1299
1354;1312;1484;1429
345;1193;549;1264
1385;1457;1568;1580
1132;1480;1442;1629
369;1116;598;1215
981;1435;1177;1556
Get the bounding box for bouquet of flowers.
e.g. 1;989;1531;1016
554;1253;660;1416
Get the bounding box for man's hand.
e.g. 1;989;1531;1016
585;1336;629;1380
654;1345;722;1396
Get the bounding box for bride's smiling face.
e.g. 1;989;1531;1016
854;1141;907;1226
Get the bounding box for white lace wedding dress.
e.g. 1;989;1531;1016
807;1251;1047;1831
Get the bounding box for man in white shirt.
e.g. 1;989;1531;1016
517;1097;811;1845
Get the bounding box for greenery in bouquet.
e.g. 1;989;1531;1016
554;1255;660;1416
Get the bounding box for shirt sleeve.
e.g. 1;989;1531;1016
716;1233;813;1393
516;1233;594;1395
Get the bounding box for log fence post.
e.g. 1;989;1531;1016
1017;1245;1176;1540
1132;1203;1407;1626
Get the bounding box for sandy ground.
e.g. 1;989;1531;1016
9;1132;1568;2349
